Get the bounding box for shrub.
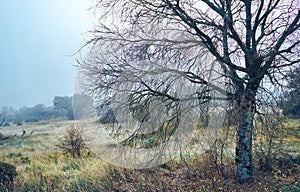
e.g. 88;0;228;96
0;132;9;141
15;121;23;126
274;154;300;175
56;124;88;158
253;113;285;172
2;122;10;127
0;162;17;191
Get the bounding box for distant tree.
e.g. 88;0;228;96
53;96;74;120
0;106;16;126
16;104;48;123
41;106;56;120
31;104;46;120
72;94;96;119
280;66;300;118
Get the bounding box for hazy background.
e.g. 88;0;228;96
0;0;96;109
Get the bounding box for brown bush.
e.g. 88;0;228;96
56;124;88;158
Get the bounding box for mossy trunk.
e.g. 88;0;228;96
235;88;256;183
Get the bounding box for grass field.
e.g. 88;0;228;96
0;118;299;191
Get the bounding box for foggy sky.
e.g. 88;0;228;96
0;0;95;109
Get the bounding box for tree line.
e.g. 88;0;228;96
0;96;74;126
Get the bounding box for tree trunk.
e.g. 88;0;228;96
235;89;256;183
0;118;5;127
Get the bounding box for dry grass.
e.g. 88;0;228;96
98;153;300;192
0;119;110;191
0;118;299;191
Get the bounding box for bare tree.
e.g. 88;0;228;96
0;106;15;126
79;0;300;183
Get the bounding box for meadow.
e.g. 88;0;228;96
0;118;299;191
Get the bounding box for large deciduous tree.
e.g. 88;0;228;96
80;0;300;183
53;96;74;120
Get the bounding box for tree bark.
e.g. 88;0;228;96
0;118;5;127
235;88;256;183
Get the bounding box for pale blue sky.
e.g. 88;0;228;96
0;0;95;109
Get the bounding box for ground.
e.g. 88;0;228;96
0;118;299;191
